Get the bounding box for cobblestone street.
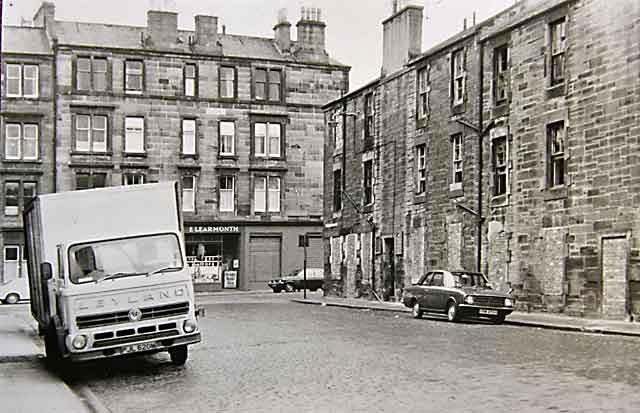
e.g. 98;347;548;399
57;292;640;412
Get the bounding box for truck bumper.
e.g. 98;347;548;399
68;332;201;363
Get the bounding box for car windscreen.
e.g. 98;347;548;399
68;233;183;284
452;272;488;288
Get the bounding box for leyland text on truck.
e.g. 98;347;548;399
23;182;202;366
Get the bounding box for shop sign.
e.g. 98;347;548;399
186;225;241;234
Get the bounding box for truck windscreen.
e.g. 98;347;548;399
68;233;183;284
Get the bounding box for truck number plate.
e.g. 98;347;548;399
121;342;161;354
479;309;498;316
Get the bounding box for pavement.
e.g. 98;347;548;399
292;294;640;337
2;291;640;413
0;303;90;413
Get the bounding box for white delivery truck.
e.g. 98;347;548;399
23;182;202;366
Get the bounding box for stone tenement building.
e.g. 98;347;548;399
323;0;639;320
1;2;349;292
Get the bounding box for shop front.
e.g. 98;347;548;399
184;224;241;292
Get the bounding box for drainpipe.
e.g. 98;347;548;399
52;38;58;193
476;41;484;273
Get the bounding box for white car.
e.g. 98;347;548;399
0;276;30;304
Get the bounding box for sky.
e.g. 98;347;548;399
2;0;517;91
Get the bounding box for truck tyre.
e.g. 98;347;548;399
44;325;63;369
3;293;19;305
169;345;188;366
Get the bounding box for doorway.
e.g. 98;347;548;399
601;235;629;318
383;237;395;301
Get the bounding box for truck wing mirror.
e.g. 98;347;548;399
40;262;53;280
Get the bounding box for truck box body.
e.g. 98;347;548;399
23;182;201;364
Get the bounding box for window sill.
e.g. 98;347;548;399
123;152;147;158
4;95;40;100
451;102;465;115
70;151;113;157
2;159;42;164
490;194;509;207
125;90;144;95
448;185;463;198
413;194;427;204
544;186;568;201
546;83;565;99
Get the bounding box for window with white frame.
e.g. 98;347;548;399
219;175;235;212
417;66;430;120
76;57;108;92
5;63;38;98
123;172;145;185
451;134;463;188
219;66;236;99
452;49;465;105
363;160;374;205
547;121;566;187
4;182;19;216
125;60;144;93
253;68;282;102
254;176;280;213
124;117;144;154
550;18;567;87
494;45;508;104
184;63;197;97
416;144;426;195
219;121;235;156
75;114;107;153
182;119;196;156
492;137;508;195
75;172;107;190
4;123;38;160
254;122;281;158
181;175;196;212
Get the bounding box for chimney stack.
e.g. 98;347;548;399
274;9;292;52
295;7;328;62
146;10;178;48
33;2;56;38
193;15;222;53
381;4;423;76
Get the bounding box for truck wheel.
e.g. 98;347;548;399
169;345;188;366
44;326;63;368
4;293;19;305
285;283;295;293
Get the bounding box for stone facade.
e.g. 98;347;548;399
323;0;639;320
2;2;349;291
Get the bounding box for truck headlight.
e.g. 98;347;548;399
183;319;197;334
72;334;87;350
505;298;514;307
464;295;474;305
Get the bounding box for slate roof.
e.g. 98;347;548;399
1;26;51;55
53;21;345;66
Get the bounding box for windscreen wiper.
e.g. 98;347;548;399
146;266;182;277
96;271;146;284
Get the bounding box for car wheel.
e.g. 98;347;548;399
285;283;295;293
169;345;188;366
4;293;19;305
446;301;459;322
412;301;422;319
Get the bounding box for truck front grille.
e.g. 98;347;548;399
472;296;506;307
76;302;189;329
92;329;180;348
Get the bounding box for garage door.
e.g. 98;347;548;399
306;236;323;268
248;236;281;290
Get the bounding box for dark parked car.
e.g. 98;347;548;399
402;270;514;324
268;268;324;293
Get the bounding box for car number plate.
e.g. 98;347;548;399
121;342;161;354
479;309;498;316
